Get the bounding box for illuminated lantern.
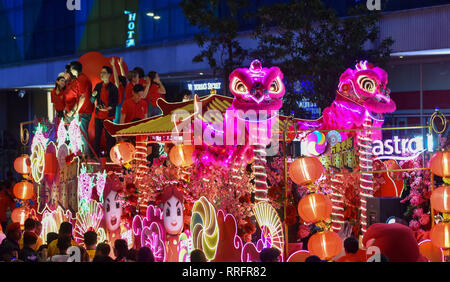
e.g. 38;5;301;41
430;151;450;177
169;145;194;167
14;155;31;175
11;207;29;226
430;222;450;249
297;193;332;223
289;157;324;185
430;185;450;213
307;231;342;260
418;240;444;262
13;181;34;200
110;142;136;166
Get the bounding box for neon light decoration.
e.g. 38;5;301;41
31;124;48;183
178;230;194;262
78;165;94;204
68;116;82;154
253;202;284;261
95;171;107;203
190;196;219;261
39;206;74;244
73;200;105;243
57;121;67;147
132;205;167;262
124;11;137;47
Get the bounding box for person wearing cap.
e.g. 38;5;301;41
51;73;66;120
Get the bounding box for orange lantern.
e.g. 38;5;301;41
11;207;29;226
307;231;342;260
169;145;194;167
418;240;444;262
430;185;450;213
430;151;450;177
13;181;34;200
289;157;324;185
14;155;31;175
298;193;332;223
430;222;450;249
110;142;136;166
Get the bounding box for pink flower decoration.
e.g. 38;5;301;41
410;194;423;206
409;220;420;231
419;214;430;226
413;208;423;218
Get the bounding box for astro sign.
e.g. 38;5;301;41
372;136;425;160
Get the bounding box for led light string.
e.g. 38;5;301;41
330;175;345;231
358;116;374;234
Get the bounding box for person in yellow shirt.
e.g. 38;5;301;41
83;230;97;261
19;218;43;251
47;222;78;258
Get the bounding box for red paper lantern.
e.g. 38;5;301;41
418;240;444;262
289;157;324;185
307;231;342;260
169;145;194;167
110;142;136;166
430;222;450;249
430;151;450;177
431;185;450;213
13;181;34;200
297;193;332;223
11;207;29;225
14;155;31;175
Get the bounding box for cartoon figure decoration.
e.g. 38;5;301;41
102;173;124;244
160;186;186;262
132;185;192;262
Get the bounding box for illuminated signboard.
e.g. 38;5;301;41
124;11;137;48
185;79;223;96
372;136;425;161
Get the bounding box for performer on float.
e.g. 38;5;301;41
159;186;185;262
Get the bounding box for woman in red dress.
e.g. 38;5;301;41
50;73;66;120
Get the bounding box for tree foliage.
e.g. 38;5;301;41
179;0;250;95
252;0;394;116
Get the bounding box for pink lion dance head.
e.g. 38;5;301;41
229;59;286;112
338;60;396;116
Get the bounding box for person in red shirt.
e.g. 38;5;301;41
124;70;140;100
50;73;66;119
121;84;147;123
145;71;166;117
336;236;366;262
111;57;127;124
65;61;94;158
91;66;119;159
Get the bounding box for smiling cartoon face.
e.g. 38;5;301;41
163;195;184;235
338;61;396;115
229;60;286;112
104;190;122;232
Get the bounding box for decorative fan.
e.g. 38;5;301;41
253;202;285;260
73;200;104;243
190;196;219;261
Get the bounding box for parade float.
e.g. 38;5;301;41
13;55;449;262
